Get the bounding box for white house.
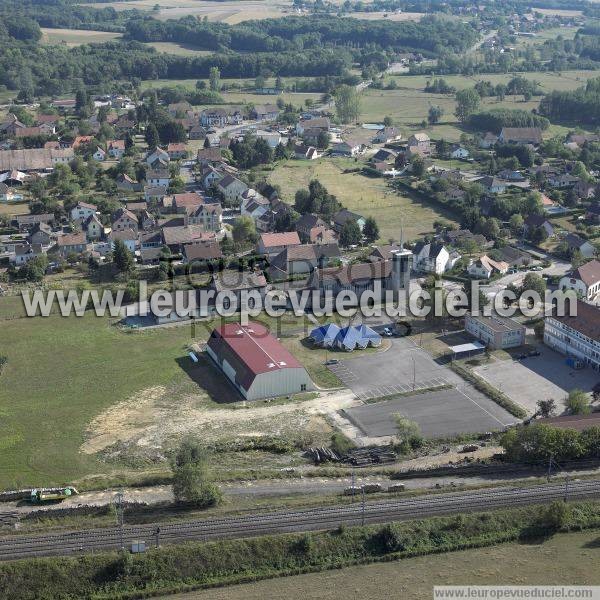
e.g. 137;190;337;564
146;147;170;166
332;139;362;157
70;201;97;222
107;140;125;159
412;241;451;274
467;255;509;279
559;260;600;303
217;175;249;205
146;168;171;187
9;243;45;266
478;176;506;194
109;228;137;253
450;146;469;159
93;147;106;161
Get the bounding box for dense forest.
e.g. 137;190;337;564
539;76;600;124
0;2;480;97
124;15;479;56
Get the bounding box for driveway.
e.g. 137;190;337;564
474;346;600;415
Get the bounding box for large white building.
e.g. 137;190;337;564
206;322;314;400
544;300;600;371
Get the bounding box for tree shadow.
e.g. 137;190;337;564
583;536;600;549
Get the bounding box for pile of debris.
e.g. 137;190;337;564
306;447;342;464
343;447;397;466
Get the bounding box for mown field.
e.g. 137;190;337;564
143;42;215;56
40;28;123;47
167;529;600;600
364;69;600;141
0;299;344;489
85;0;291;23
267;157;458;242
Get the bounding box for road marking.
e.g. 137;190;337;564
454;386;513;427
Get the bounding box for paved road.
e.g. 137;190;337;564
0;479;597;561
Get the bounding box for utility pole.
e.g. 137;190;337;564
155;526;161;548
351;468;355;503
412;356;416;391
115;489;125;550
361;487;365;527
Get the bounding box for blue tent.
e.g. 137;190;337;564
333;325;383;351
355;325;382;348
334;326;363;351
309;323;341;348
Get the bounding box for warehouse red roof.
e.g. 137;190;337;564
207;322;302;390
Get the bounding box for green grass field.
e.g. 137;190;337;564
167;529;600;600
364;69;600;141
267;157;458;241
0;302;343;488
40;28;123;47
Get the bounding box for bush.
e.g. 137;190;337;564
171;440;223;508
539;501;571;531
330;432;356;455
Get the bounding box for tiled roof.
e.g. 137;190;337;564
550;299;600;342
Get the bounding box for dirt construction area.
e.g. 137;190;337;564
81;384;356;461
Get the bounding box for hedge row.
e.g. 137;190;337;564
450;362;528;419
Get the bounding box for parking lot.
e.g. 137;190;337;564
329;336;516;438
327;337;455;401
474;346;599;415
344;388;514;439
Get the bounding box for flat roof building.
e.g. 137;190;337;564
206;322;314;400
465;313;526;349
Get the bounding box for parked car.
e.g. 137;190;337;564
382;327;393;337
528;350;541;357
325;359;339;365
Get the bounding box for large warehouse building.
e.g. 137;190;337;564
206;322;314;400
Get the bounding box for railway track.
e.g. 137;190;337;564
0;479;598;561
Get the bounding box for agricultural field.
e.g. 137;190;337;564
85;0;291;23
363;69;600;141
143;42;214;56
346;11;424;21
40;28;123;47
169;529;600;600
267;158;458;241
0;301;350;488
